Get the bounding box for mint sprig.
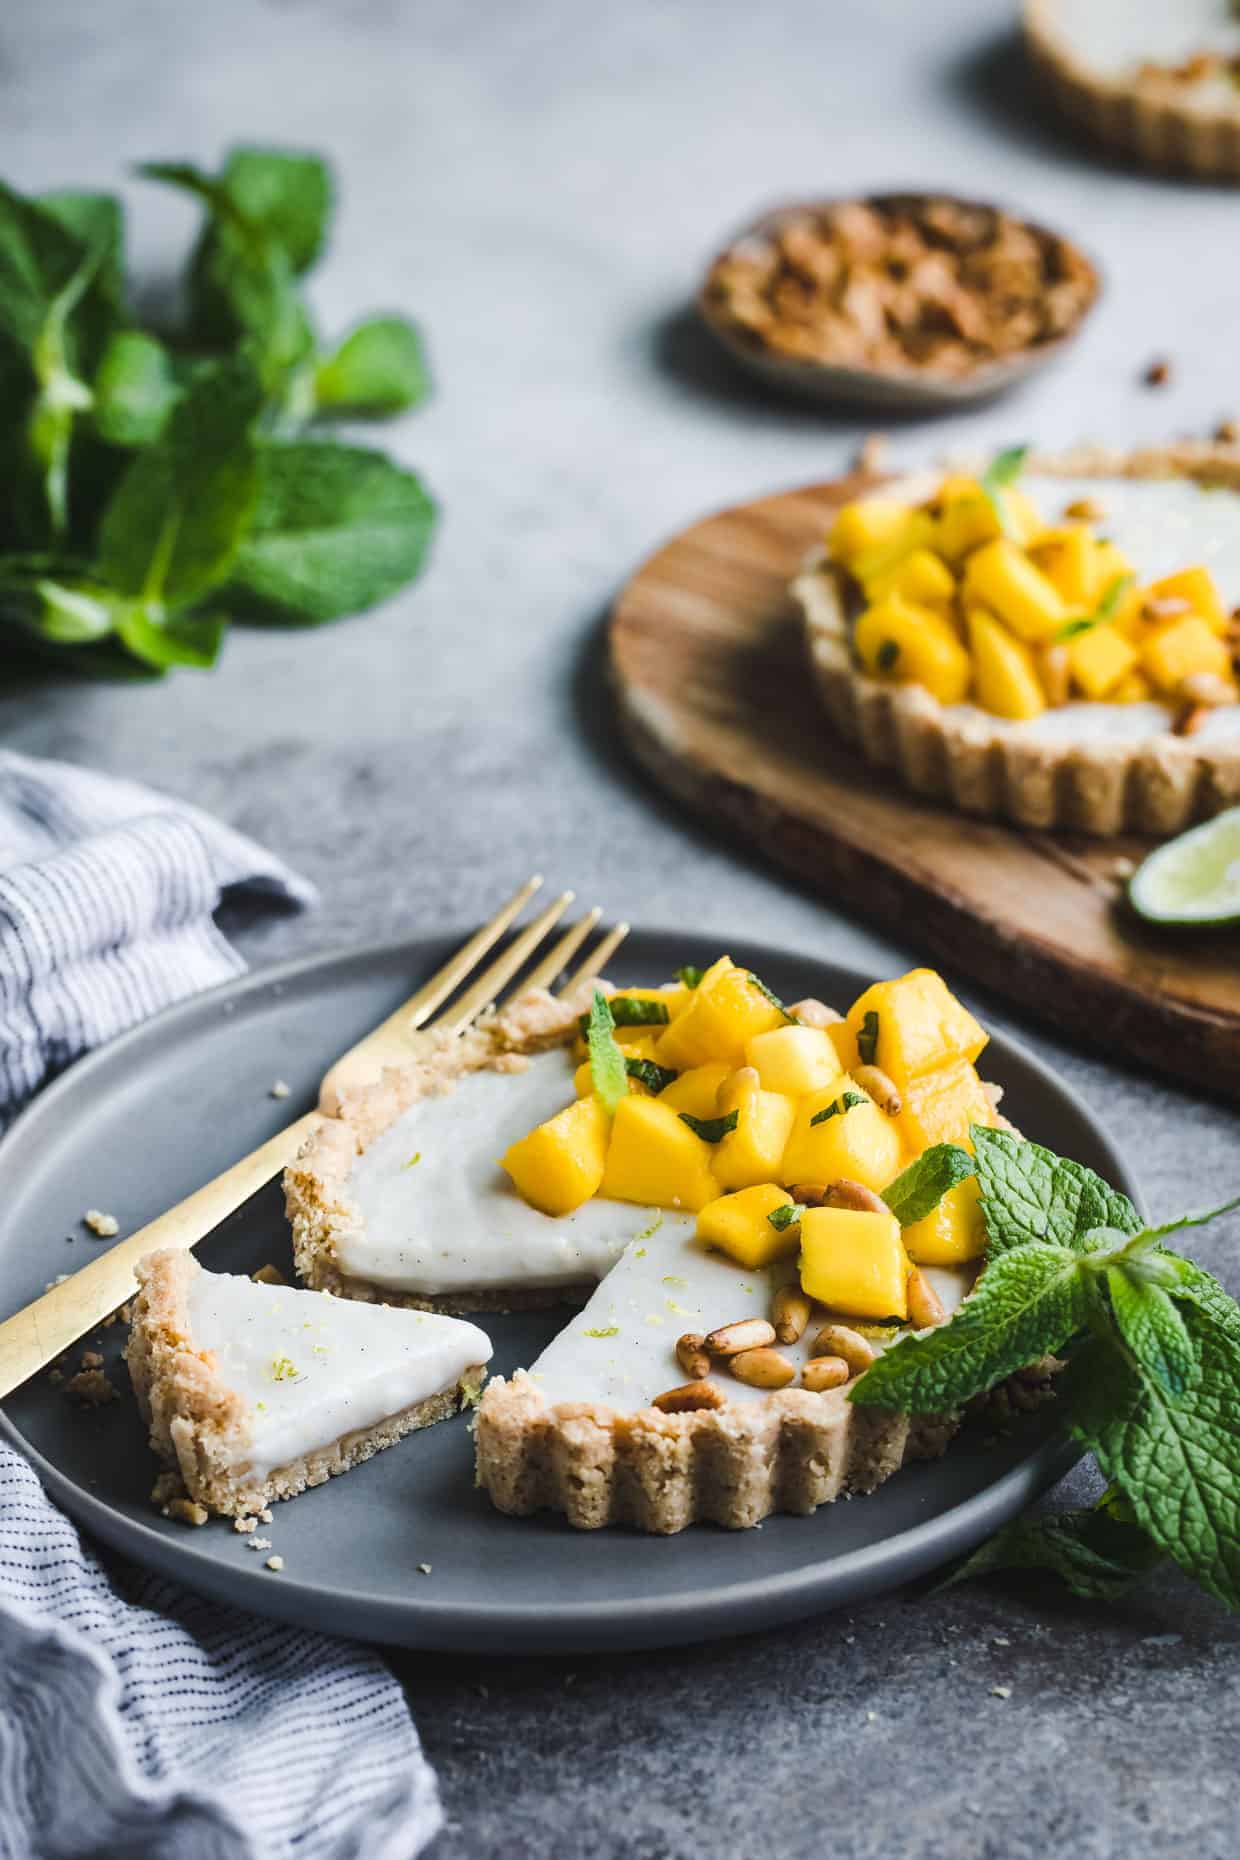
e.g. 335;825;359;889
854;1133;1240;1612
945;1487;1163;1603
1055;573;1136;643
978;444;1029;537
585;990;628;1116
882;1143;975;1226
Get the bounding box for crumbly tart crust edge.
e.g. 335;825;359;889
475;1369;962;1534
283;983;602;1315
798;448;1240;838
125;1248;486;1518
1023;0;1240;182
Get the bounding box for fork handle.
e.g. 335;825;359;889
0;1109;325;1402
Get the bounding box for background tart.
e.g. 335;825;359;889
1024;0;1240;182
797;447;1240;837
126;1249;491;1517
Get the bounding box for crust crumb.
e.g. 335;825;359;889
265;1555;285;1572
64;1367;118;1406
251;1264;287;1286
83;1209;120;1238
165;1497;209;1527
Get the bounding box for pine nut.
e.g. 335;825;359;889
1175;704;1210;738
851;1065;902;1117
811;1323;875;1373
1179;671;1235;708
788;997;843;1028
729;1346;795;1389
705;1317;777;1357
823;1179;891;1216
716;1065;760;1118
653;1380;725;1413
907;1267;946;1329
772;1285;811;1345
676;1333;712;1380
1063;496;1105;522
1035;642;1070;709
788;1181;830;1208
802;1355;850;1392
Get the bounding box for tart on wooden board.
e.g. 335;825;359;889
795;448;1240;837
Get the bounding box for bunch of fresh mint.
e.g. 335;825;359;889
852;1126;1240;1609
0;146;434;676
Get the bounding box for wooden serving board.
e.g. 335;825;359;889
609;474;1240;1103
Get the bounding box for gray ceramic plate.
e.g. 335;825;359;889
0;930;1138;1653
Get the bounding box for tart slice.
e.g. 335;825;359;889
126;1249;491;1518
796;447;1240;836
1025;0;1240;181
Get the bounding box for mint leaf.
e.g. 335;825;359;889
1166;1257;1240;1347
624;1057;677;1094
96;358;261;606
856;1009;879;1065
945;1491;1162;1602
810;1090;866;1127
1105;1268;1197;1396
115;606;225;671
679;1109;738;1143
212;148;331;274
92;330;177;447
767;1201;805;1233
979;444;1029;536
972;1125;1140;1257
850;1242;1089;1412
1068;1304;1240;1610
224;441;434;624
578;997;669;1033
882;1144;975;1227
1055;573;1135;643
585;990;627;1116
676;965;704;989
748;972;796;1022
0;181;87;354
315;316;429;417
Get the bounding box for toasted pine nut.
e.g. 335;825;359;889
802;1355;851;1392
715;1065;760;1118
823;1179;890;1216
1063;496;1104;522
730;1346;795;1389
1144;595;1191;622
850;1065;902;1117
772;1285;811;1345
788;997;843;1028
676;1332;712;1380
653;1380;724;1413
705;1317;776;1357
811;1323;875;1373
788;1181;830;1208
1175;704;1210;738
1035;642;1070;708
1179;671;1235;708
907;1267;947;1329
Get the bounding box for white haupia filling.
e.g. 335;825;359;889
186;1269;491;1475
1038;0;1240;87
850;473;1240;744
341;1045;974;1411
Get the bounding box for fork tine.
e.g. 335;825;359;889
559;920;629;995
400;873;544;1030
433;891;575;1035
522;907;602;994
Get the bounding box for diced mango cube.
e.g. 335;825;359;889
780;1082;904;1194
501;1095;610;1216
826;1021;860;1072
697;1183;800;1269
1146;565;1228;636
967;608;1046;720
829;500;921;570
963;539;1066;643
846;970;987;1090
851;512;937;585
895;1058;993;1154
855;596;972;704
1068;624;1137;699
657;1062;732;1119
714;1089;797;1191
653;963;786;1071
1111;670;1155;704
745;1024;845;1097
864;546;957;612
599;1097;719;1212
1142;615;1231;695
1031;526;1097;606
799;1207;909;1321
901;1177;986;1266
934;481;1042;563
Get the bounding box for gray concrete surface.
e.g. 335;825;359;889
5;1;1240;1854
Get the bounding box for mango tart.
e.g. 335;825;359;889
286;958;1045;1534
1024;0;1240;183
795;444;1240;837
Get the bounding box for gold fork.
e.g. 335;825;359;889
0;877;629;1400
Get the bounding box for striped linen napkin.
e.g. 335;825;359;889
0;750;444;1860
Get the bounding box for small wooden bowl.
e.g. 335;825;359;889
697;192;1101;412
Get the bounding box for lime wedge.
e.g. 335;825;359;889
1128;808;1240;926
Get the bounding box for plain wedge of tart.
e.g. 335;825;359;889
1025;0;1240;181
126;1249;491;1518
284;960;1026;1533
796;445;1240;836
